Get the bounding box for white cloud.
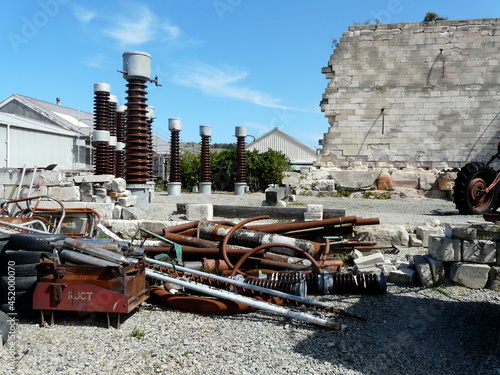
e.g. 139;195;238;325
71;4;96;24
102;5;180;46
83;53;107;69
170;60;296;110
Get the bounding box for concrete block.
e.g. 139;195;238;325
186;204;214;221
390;171;419;189
419;171;438;190
423;254;445;285
95;188;107;198
102;219;141;238
307;204;323;214
462;240;497;264
328;170;379;190
389;268;416;283
376;262;396;276
81;175;114;183
0;185;5;199
350;249;363;259
80;182;93;196
415;225;444;247
47;186;81;201
353;252;385;268
445;223;476;240
111;178;127;193
470;223;500;241
265;186;291;205
498;242;500;266
86;203;114;219
20;186;48;198
451;262;490;289
117;195;138;207
409;233;423;247
413;255;434;287
486;266;500;291
81;194;94;202
122;206;146;220
355;225;409;246
428;235;461;262
112;205;123;220
35;170;61;186
94;196;112;204
304;213;323;221
355;266;382;275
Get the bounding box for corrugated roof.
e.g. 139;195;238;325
247;127;318;162
0;94;93;135
0;112;80;137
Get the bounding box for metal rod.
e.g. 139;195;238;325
145;267;345;330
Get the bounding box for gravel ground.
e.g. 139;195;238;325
1;192;499;375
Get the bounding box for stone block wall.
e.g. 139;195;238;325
319;18;500;169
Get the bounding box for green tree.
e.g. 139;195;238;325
179;151;200;190
423;12;446;21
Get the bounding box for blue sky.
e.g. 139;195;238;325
1;0;499;148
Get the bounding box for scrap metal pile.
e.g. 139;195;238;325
1;208;387;330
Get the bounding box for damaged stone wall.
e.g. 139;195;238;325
319;18;500;169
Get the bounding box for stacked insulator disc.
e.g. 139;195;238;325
169;130;181;183
115;105;126;178
243;275;304;296
200;135;211;183
93;83;111;175
146;106;154;181
108;95;118;176
124;79;149;184
235;136;247;183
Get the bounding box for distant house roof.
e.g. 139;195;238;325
247;127;318;162
0;94;93;136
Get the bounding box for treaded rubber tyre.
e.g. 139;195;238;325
2;263;40;277
3;250;51;265
7;233;66;251
453;162;499;214
1;275;38;290
0;309;9;344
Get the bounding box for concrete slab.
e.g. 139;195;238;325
462;240;496;264
451;262;490;289
428;235;461;262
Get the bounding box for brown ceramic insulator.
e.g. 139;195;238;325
200;135;211;183
124;79;149;184
147;118;154;181
93;90;110;175
107;100;117;176
115;110;126;178
235;136;246;183
169;130;181;183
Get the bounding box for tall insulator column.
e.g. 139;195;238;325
199;125;212;194
115;105;127;178
93;83;111;175
121;50;155;210
108;94;118;176
146;106;155;182
234;126;249;195
168;118;182;196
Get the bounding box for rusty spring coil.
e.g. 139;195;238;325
200;135;211;183
265;271;386;295
93;90;111;175
124;79;149;184
235;136;246;183
115;110;126;178
169;130;181;183
243;274;304;296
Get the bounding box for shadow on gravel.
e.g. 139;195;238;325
293;293;500;375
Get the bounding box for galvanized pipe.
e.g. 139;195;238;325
144;266;346;330
60;249;118;266
60;237;130;265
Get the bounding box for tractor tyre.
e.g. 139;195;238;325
453;162;499;214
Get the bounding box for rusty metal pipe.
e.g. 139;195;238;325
246;216;358;233
198;220;321;257
59;238;131;265
160;231;220;248
146;267;345;330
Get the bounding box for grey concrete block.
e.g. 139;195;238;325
470;223;500;241
111;178;127;193
94;187;107;198
353;252;385;268
423;254;445;285
186;204;214;221
265;186;291;205
87;203;114;219
47;186;81;201
409;233;423;247
389;268;416;283
117;195;138;207
415;226;444;247
428;235;461;262
80;182;93;196
413;255;434;287
451;262;490;289
81;175;114;183
122;206;146;220
355;225;409;246
445;223;476;240
304;213;323;221
487;266;500;291
112;205;123;220
462;240;497;264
